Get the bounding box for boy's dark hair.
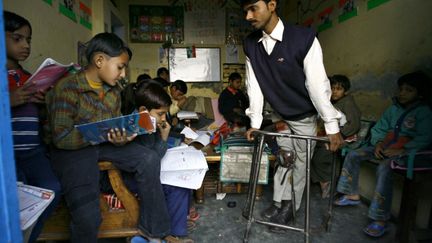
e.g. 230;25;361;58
240;0;276;8
4;11;32;33
121;81;172;115
228;72;242;82
85;32;132;63
397;71;431;99
137;73;151;83
329;75;351;91
157;67;169;77
153;77;170;87
171;80;187;94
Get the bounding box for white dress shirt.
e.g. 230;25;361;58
245;19;341;134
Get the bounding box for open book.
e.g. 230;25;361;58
18;182;55;230
25;57;80;93
177;110;199;120
75;111;156;145
181;126;211;147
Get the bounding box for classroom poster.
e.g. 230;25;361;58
79;1;92;30
226;8;254;45
43;0;53;5
367;0;392;10
59;0;78;22
184;6;226;44
225;44;239;64
222;63;245;86
338;0;357;23
317;6;334;32
129;5;184;43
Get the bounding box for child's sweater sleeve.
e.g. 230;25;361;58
136;133;168;159
370;106;393;146
49;79;88;150
404;107;432;150
339;96;361;137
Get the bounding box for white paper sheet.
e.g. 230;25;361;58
160;147;209;189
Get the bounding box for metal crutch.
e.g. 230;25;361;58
243;130;330;243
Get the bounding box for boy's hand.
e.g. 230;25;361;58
327;132;345;152
184;137;193;145
177;96;187;108
374;142;385;159
382;148;405;158
32;89;47;104
107;128;137;146
158;120;171;141
9;86;35;107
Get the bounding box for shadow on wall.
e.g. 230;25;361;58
349;57;432;120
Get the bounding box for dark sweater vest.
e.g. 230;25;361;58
243;23;317;120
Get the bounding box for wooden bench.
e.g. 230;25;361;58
38;161;139;241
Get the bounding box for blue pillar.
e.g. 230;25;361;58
0;5;23;243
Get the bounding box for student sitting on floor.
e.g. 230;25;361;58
46;33;171;243
122;81;194;243
333;71;432;238
5;11;61;243
311;75;361;198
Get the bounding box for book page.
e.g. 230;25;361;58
191;132;211;147
18;183;55;230
181;126;199;139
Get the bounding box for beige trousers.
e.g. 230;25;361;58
273;115;317;210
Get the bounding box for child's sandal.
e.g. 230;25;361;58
333;195;361;206
363;221;387;237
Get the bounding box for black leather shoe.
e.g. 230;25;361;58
268;200;294;233
270;200;293;224
261;204;280;220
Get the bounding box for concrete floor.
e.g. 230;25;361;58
96;183;399;243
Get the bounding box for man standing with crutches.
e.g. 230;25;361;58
241;0;344;232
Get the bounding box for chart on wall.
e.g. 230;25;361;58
169;48;220;82
129;5;184;43
182;0;226;44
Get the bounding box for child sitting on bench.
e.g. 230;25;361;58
334;71;432;238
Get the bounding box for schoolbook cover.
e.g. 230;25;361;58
26;57;80;92
75;111;156;145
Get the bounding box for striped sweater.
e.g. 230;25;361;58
47;71;122;150
8;68;41;151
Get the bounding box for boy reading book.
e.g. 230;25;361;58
46;33;171;243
